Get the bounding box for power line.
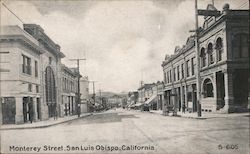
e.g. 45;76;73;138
236;1;248;9
1;1;25;24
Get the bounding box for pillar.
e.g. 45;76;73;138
33;97;38;122
223;70;234;113
180;86;184;112
15;97;24;124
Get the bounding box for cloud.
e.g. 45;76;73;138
1;0;249;92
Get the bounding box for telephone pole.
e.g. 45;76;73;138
89;81;97;108
194;0;202;117
69;58;86;117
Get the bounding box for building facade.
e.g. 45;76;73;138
61;64;78;117
80;76;90;113
162;4;249;113
0;24;67;124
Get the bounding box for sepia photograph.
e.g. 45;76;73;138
0;0;249;154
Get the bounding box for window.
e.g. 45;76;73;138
22;55;31;75
177;66;180;81
49;57;52;65
164;72;167;83
232;34;249;58
186;60;190;77
169;70;172;82
173;68;176;81
45;66;56;103
216;37;223;61
36;85;39;93
181;63;184;79
203;78;214;97
28;84;32;92
200;48;206;67
208;43;214;64
35;60;38;77
191;57;195;76
167;71;169;83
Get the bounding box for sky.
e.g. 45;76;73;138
1;0;249;93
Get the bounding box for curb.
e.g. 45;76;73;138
149;111;207;120
0;113;92;130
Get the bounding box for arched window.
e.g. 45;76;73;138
216;37;223;61
207;43;214;64
233;34;249;58
200;47;206;67
203;78;214;98
45;66;56;117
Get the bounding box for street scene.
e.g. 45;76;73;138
1;109;249;154
0;0;249;154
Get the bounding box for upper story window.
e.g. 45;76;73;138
215;37;223;61
164;72;167;83
181;63;184;79
233;34;249;59
191;57;195;76
173;68;176;81
22;54;32;75
36;85;39;93
200;47;206;68
28;84;32;92
186;60;190;77
169;70;172;82
49;57;52;65
177;66;180;81
35;60;38;77
207;43;214;65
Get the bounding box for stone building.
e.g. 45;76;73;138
0;24;65;124
162;4;249;113
61;64;78;117
80;76;90;113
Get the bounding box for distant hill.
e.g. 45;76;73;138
92;91;127;98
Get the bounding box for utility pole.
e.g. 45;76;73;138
89;81;97;110
69;58;86;117
194;0;202;117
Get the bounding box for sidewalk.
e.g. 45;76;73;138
0;113;92;130
149;110;249;119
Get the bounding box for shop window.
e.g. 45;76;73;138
203;78;214;98
200;48;206;67
215;37;223;61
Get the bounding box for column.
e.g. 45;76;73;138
223;70;234;113
180;86;184;112
184;85;188;108
15;97;24;124
33;97;38;122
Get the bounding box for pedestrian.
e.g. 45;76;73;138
29;108;34;123
182;104;186;114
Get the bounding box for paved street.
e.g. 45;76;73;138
1;109;249;154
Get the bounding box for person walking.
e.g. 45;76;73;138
182;104;186;114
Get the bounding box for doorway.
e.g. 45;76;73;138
2;97;16;124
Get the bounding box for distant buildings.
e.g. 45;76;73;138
0;24;89;125
80;76;90;113
162;4;249;113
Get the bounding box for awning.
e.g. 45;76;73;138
134;103;143;107
145;95;157;105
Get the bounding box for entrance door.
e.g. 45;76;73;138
23;97;29;123
2;97;16;124
216;72;225;110
37;98;41;120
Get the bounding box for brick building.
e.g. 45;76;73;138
162;4;249;113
